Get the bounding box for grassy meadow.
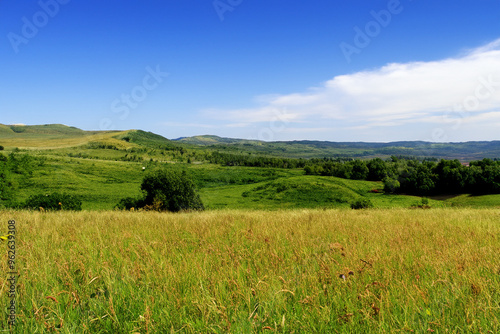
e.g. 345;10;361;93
0;209;499;333
8;150;481;211
2;124;499;211
1;125;499;332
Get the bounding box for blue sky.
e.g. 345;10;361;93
1;0;500;142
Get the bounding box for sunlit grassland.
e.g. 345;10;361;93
12;152;442;211
0;209;498;333
0;130;132;150
446;194;500;208
17;157;145;210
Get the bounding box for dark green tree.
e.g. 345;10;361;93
434;159;464;193
400;163;437;195
367;158;388;181
349;160;369;180
141;168;204;212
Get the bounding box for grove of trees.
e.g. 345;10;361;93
207;152;307;169
305;157;500;196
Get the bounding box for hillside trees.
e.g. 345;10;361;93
367;158;388;181
434;159;465;193
398;162;437;196
350;159;369;180
306;157;500;196
207;151;306;169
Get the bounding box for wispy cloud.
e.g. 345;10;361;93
202;39;500;141
162;122;216;129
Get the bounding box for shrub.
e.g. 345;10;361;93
411;197;431;209
383;177;400;193
22;193;82;211
0;145;4;151
117;168;204;212
115;197;143;210
141;169;204;212
350;198;374;209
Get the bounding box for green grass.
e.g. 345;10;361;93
1;123;498;210
3;152;491;211
4;123;500;161
0;209;498;333
1;124;499;333
444;194;500;208
14;156;145;210
200;174;445;210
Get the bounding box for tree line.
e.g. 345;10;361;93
206;151;307;169
304;157;500;196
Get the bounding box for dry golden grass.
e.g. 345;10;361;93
0;131;133;150
0;208;498;332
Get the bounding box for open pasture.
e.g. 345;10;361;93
0;208;498;333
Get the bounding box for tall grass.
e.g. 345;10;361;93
0;209;498;333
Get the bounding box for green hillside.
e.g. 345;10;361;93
0;123;129;149
7;123;86;135
178;135;500;161
6;153;434;210
0;124;499;210
2;124;500;161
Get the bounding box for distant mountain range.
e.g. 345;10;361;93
1;124;499;161
175;135;500;161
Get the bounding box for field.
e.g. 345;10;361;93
1;124;499;211
0;124;499;332
0;209;498;333
6;147;497;211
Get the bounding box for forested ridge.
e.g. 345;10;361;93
304;157;500;196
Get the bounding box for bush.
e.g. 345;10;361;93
0;145;4;151
350;198;374;209
117;168;204;212
141;169;204;212
115;197;143;210
411;197;431;209
22;193;82;211
383;177;400;193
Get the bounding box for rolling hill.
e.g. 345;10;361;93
1;124;500;161
0;123;499;210
177;135;500;161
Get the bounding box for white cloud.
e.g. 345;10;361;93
202;39;500;141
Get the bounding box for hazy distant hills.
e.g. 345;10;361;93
176;135;500;161
1;124;499;161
